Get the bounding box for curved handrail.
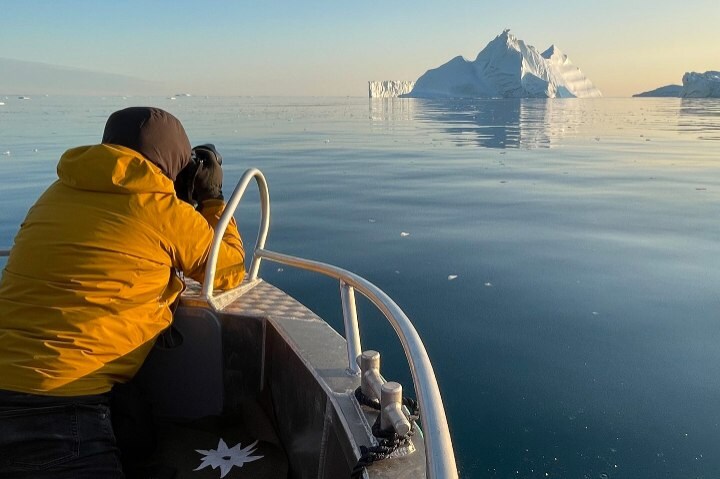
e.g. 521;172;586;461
202;168;457;478
201;168;269;303
253;248;458;479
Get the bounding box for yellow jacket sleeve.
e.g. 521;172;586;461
166;198;245;290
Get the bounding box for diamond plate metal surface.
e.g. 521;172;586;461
181;277;322;322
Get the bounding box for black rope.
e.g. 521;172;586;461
354;386;380;410
351;387;420;478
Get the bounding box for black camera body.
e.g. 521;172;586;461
173;144;222;205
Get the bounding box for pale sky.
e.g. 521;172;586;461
1;0;718;97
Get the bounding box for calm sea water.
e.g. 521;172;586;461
1;96;719;478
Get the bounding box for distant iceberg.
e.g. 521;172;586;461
637;72;720;98
682;71;720;98
368;81;415;98
405;30;602;99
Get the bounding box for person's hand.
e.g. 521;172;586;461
192;144;223;204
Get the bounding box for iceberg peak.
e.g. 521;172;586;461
541;45;564;60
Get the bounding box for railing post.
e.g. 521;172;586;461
340;280;362;376
202;168;270;301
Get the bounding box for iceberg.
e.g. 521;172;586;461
369;81;415;98
682;71;720;98
405;30;601;99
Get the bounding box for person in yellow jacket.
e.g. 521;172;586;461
0;107;245;478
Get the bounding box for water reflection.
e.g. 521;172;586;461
678;98;720;140
370;98;589;149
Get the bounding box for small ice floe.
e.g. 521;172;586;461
2;151;10;156
484;282;493;287
0;102;5;106
400;232;410;237
368;218;376;223
592;311;599;316
447;275;458;281
168;96;177;100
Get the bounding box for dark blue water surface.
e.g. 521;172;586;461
1;96;720;478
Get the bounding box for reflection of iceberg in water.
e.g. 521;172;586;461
369;98;416;122
678;99;720;141
370;98;588;149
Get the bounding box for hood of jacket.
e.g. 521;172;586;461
57;143;176;194
101;106;191;181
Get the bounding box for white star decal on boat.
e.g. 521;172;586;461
194;438;263;478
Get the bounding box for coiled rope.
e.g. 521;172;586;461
350;387;420;478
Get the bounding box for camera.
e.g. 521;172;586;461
173;144;222;205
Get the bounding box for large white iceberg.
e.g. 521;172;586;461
405;30;602;99
682;71;720;98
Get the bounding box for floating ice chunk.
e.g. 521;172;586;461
447;275;458;281
368;218;376;223
400;232;410;237
484;282;493;287
0;102;5;106
2;151;10;156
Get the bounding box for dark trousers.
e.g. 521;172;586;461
0;389;124;478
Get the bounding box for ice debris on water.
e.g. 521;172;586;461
447;275;458;281
400;232;410;237
2;151;10;156
484;282;493;287
277;268;284;272
368;218;376;223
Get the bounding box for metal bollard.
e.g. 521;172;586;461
381;382;411;436
359;350;384;401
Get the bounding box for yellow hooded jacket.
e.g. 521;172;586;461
0;144;245;396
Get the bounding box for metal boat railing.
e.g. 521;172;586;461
203;168;458;479
0;168;458;478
